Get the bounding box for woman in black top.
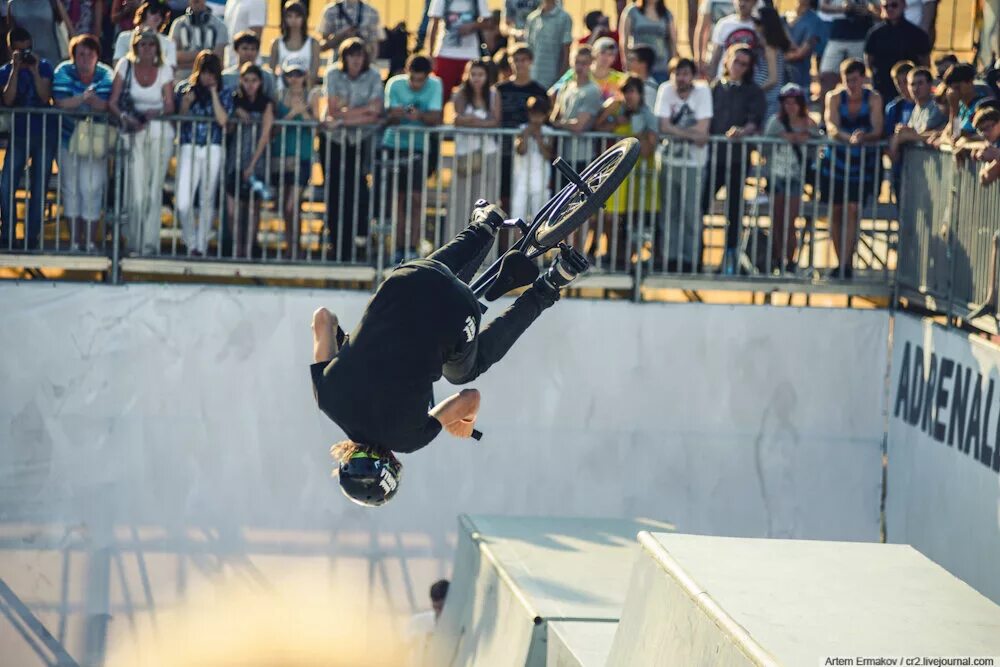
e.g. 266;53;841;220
226;63;275;258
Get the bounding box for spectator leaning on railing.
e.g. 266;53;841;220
887;65;946;160
763;83;821;272
654;56;713;273
941;63;991;144
523;0;572;90
494;43;546;214
971;107;1000;185
382;54;443;263
322;36;383;261
550;45;602;176
882;60;915;135
821;58;883;279
222;30;275;101
113;2;177;69
109;27;175;256
169;0;228;80
704;43;765;274
52;34;113;253
174;49;231;257
0;27;56;251
510;94;554;224
594;75;659;270
450;58;500;238
226;62;274;259
271;62;319;259
862;0;930;108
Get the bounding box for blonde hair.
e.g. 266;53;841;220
330;440;362;470
129;28;163;66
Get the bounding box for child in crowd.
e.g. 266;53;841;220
511;95;555;223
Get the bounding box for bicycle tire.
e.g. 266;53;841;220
530;138;641;249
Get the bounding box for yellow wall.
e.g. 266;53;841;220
262;0;976;61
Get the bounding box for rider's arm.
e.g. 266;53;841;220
429;389;480;438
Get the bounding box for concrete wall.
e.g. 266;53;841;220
0;282;886;665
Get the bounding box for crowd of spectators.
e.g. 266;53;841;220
0;0;997;276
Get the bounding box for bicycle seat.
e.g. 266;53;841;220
484;250;539;302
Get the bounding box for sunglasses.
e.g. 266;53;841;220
882;2;900;7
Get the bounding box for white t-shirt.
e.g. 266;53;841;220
903;0;935;27
113;32;178;69
114;58;174;113
710;15;759;78
224;0;268;66
428;0;490;60
654;81;713;167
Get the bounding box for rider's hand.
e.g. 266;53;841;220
446;418;477;438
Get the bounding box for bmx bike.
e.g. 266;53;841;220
468;137;641;301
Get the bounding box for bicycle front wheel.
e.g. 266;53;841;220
530;138;641;249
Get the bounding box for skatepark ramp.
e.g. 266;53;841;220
430;519;1000;667
425;515;674;667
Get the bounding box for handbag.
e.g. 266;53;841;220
117;60;141;132
69;117;118;159
455;151;482;174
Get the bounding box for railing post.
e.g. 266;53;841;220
945;151;961;328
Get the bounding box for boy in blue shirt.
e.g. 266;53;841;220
381;54;443;263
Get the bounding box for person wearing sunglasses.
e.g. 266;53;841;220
863;0;931;108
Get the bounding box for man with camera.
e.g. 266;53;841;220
0;27;56;252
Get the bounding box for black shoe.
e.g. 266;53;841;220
538;245;589;292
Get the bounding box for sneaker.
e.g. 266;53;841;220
538;245;589;292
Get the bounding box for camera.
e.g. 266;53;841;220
20;50;36;66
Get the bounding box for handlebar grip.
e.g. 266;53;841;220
471;429;483;441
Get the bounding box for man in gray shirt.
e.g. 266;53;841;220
550;45;602;168
170;0;229;79
524;0;572;89
888;66;946;160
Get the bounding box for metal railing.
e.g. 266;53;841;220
897;144;1000;330
0;107;900;298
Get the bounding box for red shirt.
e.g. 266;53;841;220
577;31;623;71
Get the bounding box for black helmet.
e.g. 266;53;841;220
338;450;402;507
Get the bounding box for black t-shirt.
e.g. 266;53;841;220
863;19;931;105
310;259;483;454
497;79;549;127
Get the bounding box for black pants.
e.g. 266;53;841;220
321;136;372;260
702;142;749;251
429;221;558;384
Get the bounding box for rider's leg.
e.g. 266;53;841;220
427;201;507;283
442;285;558;384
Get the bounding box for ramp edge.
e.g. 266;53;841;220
460;514;543;624
636;532;781;667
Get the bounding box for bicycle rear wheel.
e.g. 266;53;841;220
529;138;641;250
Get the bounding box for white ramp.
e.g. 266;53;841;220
426;515;672;667
608;533;1000;666
546;621;618;667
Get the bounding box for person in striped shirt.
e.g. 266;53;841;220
52;34;114;252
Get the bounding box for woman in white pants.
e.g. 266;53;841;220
109;28;176;255
173;50;231;256
52;34;115;251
